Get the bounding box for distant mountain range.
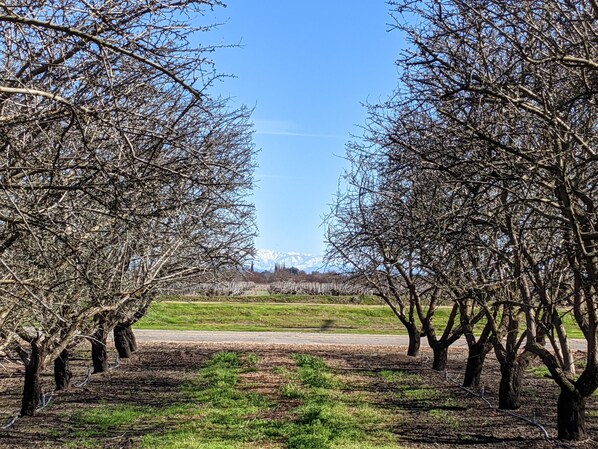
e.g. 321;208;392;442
251;249;325;273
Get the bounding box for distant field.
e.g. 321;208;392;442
138;300;448;334
138;294;585;338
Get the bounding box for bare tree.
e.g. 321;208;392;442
326;142;426;357
388;0;598;439
0;0;256;416
326;114;470;368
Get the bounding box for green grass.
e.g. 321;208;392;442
74;405;153;436
61;350;413;448
137;298;586;339
560;314;584;339
280;381;305;399
527;365;552;379
136;302;438;334
280;354;400;449
379;369;422;384
379;368;462;412
429;409;461;430
69;352;279;448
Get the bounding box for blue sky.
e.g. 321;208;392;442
201;1;403;255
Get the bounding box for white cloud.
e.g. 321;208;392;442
253;118;343;139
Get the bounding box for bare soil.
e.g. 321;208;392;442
0;342;596;448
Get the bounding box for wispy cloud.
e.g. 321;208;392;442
256;173;305;180
253;119;344;139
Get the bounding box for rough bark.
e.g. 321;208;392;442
125;325;138;352
92;320;108;373
406;323;421;357
498;359;526;409
54;349;72;391
557;388;587;440
463;341;490;389
114;324;136;358
20;342;43;417
431;343;448;372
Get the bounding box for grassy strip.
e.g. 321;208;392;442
137;300;585;338
69;352;278;448
280;354;400;449
378;369;463;432
68;352;402;448
142;352;279;448
136;302;422;334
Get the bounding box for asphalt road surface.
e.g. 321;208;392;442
134;329;588;351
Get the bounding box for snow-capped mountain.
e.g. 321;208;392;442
251;249;324;273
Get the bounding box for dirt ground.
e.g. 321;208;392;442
0;342;596;448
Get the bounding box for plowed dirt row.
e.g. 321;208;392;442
0;342;595;448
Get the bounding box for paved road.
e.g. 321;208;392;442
134;330;433;347
134;329;588;351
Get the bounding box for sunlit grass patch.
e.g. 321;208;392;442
68;351;279;448
291;353;339;389
139;298;584;342
378;368;449;404
67;401;206;447
280;353;399;449
379;369;422;384
429;408;461;430
280;381;305;399
66;351;407;448
76;404;149;429
403;386;442;402
245;353;261;371
136;302;408;334
378;365;465;436
148;351;278;447
527;365;552;379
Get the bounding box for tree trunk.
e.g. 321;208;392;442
21;342;43;417
406;324;421;357
431;343;448;371
114;324;136;358
54;349;72;391
498;359;525;409
463;342;489;389
557;388;587;440
125;325;137;352
92;322;108;374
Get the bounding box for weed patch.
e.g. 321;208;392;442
527;365;552;379
280;354;399;449
429;408;461;430
144;351;277;447
60;351;408;448
66;351;277;448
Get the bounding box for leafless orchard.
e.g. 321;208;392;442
326;0;598;441
0;0;255;417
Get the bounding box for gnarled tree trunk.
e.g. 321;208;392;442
21;341;43;417
125;325;137;352
463;341;491;389
405;323;421;357
54;349;72;390
498;358;526;409
557;388;586;440
431;343;448;372
114;324;137;359
92;317;108;373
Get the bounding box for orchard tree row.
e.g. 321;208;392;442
0;1;255;416
327;0;597;441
